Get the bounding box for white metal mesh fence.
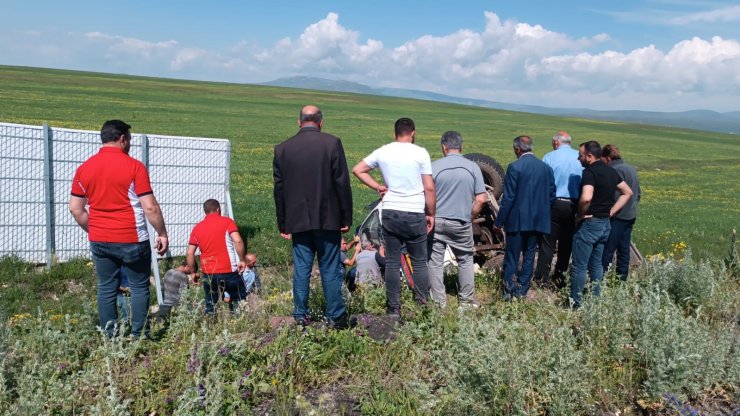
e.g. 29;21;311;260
0;122;231;265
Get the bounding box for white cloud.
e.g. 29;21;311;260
84;32;177;58
668;4;740;24
0;12;738;111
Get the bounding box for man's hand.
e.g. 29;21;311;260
340;225;350;233
280;233;292;240
493;224;503;233
426;215;435;234
376;185;388;197
190;273;200;284
237;260;247;274
155;235;169;255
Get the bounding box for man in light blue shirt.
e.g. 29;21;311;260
534;131;582;288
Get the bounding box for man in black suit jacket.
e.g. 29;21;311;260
273;105;353;328
494;136;555;300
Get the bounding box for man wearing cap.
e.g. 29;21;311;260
535;130;582;289
69;119;169;338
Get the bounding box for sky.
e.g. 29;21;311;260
1;0;739;112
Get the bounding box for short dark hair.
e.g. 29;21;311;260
394;117;415;137
440;131;463;150
602;144;621;160
513;135;533;152
580;140;602;158
299;109;323;125
100;120;131;144
203;199;221;214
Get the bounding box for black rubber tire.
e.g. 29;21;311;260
464;153;505;200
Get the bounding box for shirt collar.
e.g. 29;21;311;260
99;147;125;154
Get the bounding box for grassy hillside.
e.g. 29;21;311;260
1;65;738;263
0;66;738;414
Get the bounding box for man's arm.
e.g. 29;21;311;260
493;165;516;230
471;192;487;219
352;161;387;196
230;231;248;273
272;148;287;236
577;185;594;221
186;244;198;276
69;196;89;232
422;174;436;234
345;248;359;267
332;140;353;232
139;194;169;255
609;181;634;218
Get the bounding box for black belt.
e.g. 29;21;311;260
556;198;576;203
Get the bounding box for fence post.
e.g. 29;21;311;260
224;141;234;219
141;134;149;168
42;123;55;269
142;134;164;305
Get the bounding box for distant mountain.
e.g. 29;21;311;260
264;76;739;134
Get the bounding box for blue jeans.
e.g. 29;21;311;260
90;241;151;337
117;292;130;323
570;218;611;308
202;272;247;314
382;210;430;313
502;231;540;297
291;230;346;323
602;217;635;280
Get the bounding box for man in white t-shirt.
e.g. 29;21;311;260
352;117;436;316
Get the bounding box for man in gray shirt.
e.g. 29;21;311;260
355;240;383;285
428;131;487;308
601;145;641;280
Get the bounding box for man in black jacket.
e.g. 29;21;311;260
273;105;353;328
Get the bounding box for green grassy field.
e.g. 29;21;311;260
1;65;738;265
0;66;738;414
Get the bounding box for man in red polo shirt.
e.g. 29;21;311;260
187;199;248;314
69;119;169;338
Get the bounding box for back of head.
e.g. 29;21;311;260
602;144;621;160
394;117;415;137
513;135;533;153
581;140;602;158
553;130;571;144
299;106;323;127
203;198;221;214
101;120;131;143
440;131;463;150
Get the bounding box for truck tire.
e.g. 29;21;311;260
464;153;505;200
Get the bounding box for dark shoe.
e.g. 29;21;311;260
329;315;357;330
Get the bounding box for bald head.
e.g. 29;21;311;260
245;253;257;267
299;105;323;128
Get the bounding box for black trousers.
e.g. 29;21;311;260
535;200;576;286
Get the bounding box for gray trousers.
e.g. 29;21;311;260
428;218;475;307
